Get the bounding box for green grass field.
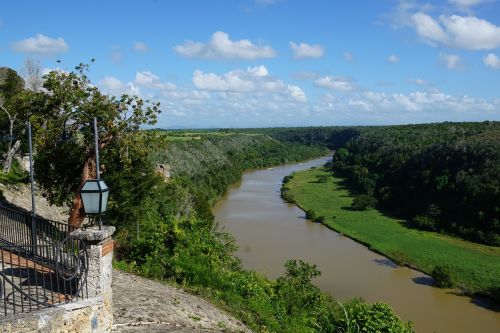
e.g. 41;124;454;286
286;167;500;297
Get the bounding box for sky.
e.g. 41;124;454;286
1;0;500;128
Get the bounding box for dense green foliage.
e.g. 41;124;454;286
0;159;28;184
338;299;413;333
351;194;376;211
285;167;500;302
329;122;500;245
432;265;456;288
153;133;327;209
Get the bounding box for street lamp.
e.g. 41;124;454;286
62;111;109;229
80;179;109;214
0;107;37;248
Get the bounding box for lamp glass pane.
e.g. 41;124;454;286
81;181;100;191
81;191;100;214
101;190;109;212
98;180;109;191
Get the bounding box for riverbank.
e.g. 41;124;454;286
284;166;500;302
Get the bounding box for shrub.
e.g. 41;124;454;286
389;250;410;266
337;299;414;333
351;194;376;211
280;186;296;203
412;215;438;231
305;209;317;221
432;265;456;288
317;175;329;183
0;159;28;184
315;216;326;223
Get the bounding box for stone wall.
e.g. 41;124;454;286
0;226;115;333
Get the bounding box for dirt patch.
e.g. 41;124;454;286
112;269;250;333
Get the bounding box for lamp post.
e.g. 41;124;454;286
0;109;37;248
62;112;109;229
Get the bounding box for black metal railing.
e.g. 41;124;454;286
0;206;88;316
0;206;75;248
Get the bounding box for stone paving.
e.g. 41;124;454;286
112;270;251;333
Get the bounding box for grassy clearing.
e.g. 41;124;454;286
285;167;500;297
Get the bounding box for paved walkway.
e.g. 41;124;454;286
112;270;250;333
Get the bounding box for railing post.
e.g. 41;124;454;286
27;121;37;256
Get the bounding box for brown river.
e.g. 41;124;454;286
212;156;500;333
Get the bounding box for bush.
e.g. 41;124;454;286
317;175;329;183
389;250;410;266
432;265;456;288
412;215;438;231
305;209;317;221
351;194;376;211
280;186;295;203
0;159;28;184
337;299;414;332
315;216;326;223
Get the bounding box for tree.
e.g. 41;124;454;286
351;194;376;211
0;67;26;173
34;62;161;227
22;58;43;92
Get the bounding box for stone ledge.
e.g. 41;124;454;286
71;226;116;242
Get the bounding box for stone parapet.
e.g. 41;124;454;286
0;225;116;332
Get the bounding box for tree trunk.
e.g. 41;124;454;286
3;140;21;173
68;156;95;228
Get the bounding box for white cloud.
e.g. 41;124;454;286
174;31;276;60
411;12;448;45
448;0;485;8
411;12;500;49
133;41;149;52
292;71;320;80
410;78;428;86
439;52;463;69
287;85;307;102
289;42;325;59
100;76;139;96
314;76;355;91
344;52;355;63
388;54;400;63
193;69;255;92
484;53;500;69
348;99;371;111
191;66;307;106
12;34;69;55
135;71;176;91
343;90;495;113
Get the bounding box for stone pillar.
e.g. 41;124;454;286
71;226;116;332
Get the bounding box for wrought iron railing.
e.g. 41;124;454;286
0;205;88;316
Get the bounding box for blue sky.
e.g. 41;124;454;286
1;0;500;128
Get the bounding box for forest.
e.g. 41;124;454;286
328;122;500;246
